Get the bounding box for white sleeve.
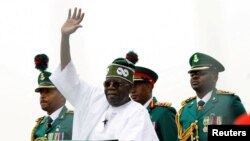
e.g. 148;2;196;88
50;61;106;109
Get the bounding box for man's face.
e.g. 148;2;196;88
189;70;218;92
131;81;152;105
104;77;132;107
39;88;65;114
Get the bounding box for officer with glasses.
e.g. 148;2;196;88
176;52;246;141
50;7;158;141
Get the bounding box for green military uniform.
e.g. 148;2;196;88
177;89;246;141
31;106;73;141
148;97;178;141
32;54;74;141
132;65;178;141
176;52;246;141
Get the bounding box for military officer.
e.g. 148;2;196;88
176;52;247;141
31;54;73;141
130;66;178;141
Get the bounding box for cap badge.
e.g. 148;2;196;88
193;54;199;63
117;67;129;77
40;73;45;80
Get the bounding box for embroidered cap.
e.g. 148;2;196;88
106;58;135;84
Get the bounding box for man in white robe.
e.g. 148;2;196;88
50;7;159;141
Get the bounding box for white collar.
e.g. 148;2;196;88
196;90;213;106
48;106;64;121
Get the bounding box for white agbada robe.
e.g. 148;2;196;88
50;62;159;141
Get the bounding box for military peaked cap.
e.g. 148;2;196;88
188;52;225;73
134;66;158;86
34;54;56;92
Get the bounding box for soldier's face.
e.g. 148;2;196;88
39;88;66;115
104;77;132;107
189;70;218;91
131;81;152;105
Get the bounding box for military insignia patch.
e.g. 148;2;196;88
193;54;199;63
40;73;45;80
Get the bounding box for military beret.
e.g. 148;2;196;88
188;52;225;73
134;66;158;86
34;54;55;92
106;57;135;84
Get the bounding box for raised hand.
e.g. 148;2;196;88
61;7;85;36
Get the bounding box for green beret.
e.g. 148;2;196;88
34;54;55;92
188;52;225;73
134;66;158;86
106;58;135;84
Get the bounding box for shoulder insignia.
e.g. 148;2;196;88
36;116;44;123
32;116;45;141
216;89;235;95
181;96;196;106
66;110;74;114
154;101;172;107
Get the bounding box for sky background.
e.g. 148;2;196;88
0;0;250;140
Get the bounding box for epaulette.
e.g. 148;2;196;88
32;116;45;141
181;96;196;106
154;101;172;107
35;116;44;123
216;89;235;95
66;110;74;114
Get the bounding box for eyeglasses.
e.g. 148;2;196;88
103;81;130;88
